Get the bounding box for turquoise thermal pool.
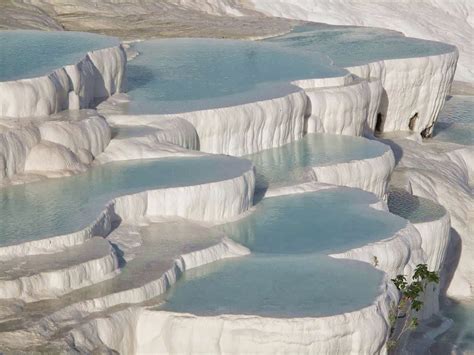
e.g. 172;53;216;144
388;189;446;224
0;30;119;82
161;255;384;317
220;189;406;255
0;155;251;246
245;133;389;189
25;221;227;310
265;24;456;68
124;38;346;114
432;95;473;145
159;188;406;317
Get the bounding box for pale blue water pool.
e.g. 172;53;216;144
160;188;405;317
0;30;119;82
265;24;456;68
124;38;347;114
0;155;251;246
432;96;474;145
221;189;406;255
161;255;384;317
245;133;389;189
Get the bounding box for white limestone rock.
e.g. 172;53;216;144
304;78;373;136
119;91;309;156
0;123;40;179
0;238;120;302
347;51;458;135
0;112;111;182
0;46;126;118
24;141;87;173
311;148;396;199
386;138;473;298
39;113;111;157
413;212;451;319
96;115;200;163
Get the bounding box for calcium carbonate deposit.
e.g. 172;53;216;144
0;2;472;353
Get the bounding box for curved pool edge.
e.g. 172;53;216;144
129;278;397;355
311;146;395;199
0;163;255;260
0;43;127;118
0;233;251;351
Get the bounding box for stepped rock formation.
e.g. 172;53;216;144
0;2;472;354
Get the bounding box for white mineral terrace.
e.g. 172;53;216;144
0;18;471;355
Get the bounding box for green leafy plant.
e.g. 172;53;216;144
387;264;439;350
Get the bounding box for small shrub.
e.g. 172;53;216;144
388;264;439;350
